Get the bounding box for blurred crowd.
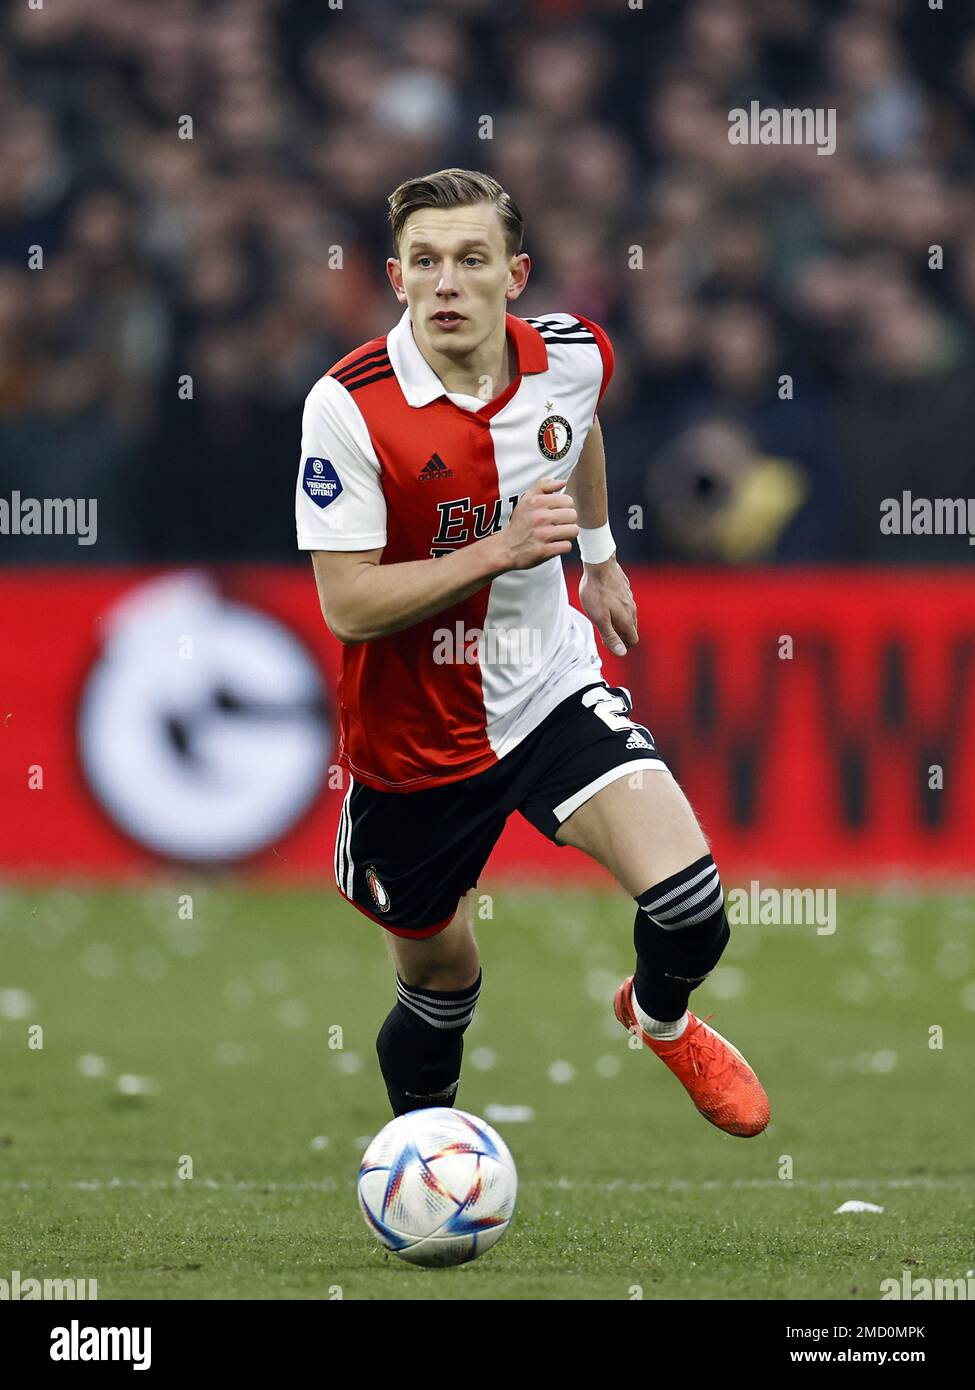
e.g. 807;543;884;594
1;0;974;564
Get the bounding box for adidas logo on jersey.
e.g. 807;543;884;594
418;452;453;481
626;729;653;750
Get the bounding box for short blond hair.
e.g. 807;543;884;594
388;168;524;260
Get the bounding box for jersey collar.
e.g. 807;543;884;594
387;306;549;408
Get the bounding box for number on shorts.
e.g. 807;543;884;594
581;686;634;732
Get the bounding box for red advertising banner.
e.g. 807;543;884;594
1;567;972;880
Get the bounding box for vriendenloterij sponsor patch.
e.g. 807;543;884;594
302;457;343;508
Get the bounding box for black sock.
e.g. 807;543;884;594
376;970;482;1117
633;855;729;1021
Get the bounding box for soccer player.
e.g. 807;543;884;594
296;168;769;1138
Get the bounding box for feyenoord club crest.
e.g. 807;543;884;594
537;414;572;461
365;865;391;914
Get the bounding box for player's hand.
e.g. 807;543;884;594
579;555;638;657
496;476;578;571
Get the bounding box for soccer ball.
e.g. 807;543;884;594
357;1108;517;1267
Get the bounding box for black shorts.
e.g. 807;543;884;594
332;681;670;938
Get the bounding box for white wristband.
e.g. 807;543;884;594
578;522;616;565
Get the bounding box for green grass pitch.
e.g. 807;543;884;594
0;881;972;1300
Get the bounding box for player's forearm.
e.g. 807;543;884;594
566;415;608;529
330;535;511;644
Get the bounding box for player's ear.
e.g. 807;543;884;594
386;257;407;302
505;252;531;301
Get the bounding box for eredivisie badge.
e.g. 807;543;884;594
365;865;391;914
537;414;572;461
302;456;343;508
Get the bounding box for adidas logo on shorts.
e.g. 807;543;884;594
626;729;653;750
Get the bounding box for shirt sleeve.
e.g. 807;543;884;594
575;313;615;409
295;374;387;551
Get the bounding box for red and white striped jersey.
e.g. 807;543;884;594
296;307;614;792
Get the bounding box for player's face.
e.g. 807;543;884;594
388;202;529;356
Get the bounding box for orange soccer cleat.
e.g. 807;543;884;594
614;976;770;1138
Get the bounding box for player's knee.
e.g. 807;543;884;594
400;960;481;993
393;907;480;993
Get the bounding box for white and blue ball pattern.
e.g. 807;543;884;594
357;1108;517;1267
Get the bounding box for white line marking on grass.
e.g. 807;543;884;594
0;1176;968;1193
